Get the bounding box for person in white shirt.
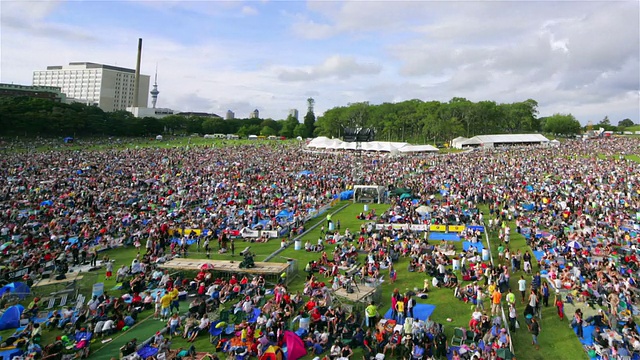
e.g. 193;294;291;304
518;276;527;302
102;318;115;335
188;314;210;342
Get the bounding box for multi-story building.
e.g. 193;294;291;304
0;83;66;102
32;62;150;112
288;109;299;120
249;109;259;119
226;110;235;120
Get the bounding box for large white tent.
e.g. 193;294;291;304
455;134;549;149
306;137;438;153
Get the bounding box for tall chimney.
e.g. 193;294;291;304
132;38;142;108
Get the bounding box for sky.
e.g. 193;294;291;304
1;0;639;124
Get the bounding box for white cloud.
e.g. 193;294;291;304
241;5;258;16
0;1;637;123
277;55;382;82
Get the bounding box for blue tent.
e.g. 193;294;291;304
0;305;24;330
0;282;30;300
63;137;74;144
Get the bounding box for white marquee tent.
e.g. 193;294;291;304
306;137;438;153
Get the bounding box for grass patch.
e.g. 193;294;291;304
479;205;587;360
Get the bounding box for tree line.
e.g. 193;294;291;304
0;96;317;138
0;95;634;140
315;98;635;143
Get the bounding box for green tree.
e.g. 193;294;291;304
304;97;316;138
618;118;635;128
293;123;307;138
279;115;299;138
543;113;582;136
260;126;276;136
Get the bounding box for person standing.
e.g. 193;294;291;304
230;239;235;257
365;301;378;328
518;276;527;303
491;288;502;317
506;288;516;308
508;303;517;332
555;294;564;320
529;317;540;350
434;331;448;360
542;282;550;307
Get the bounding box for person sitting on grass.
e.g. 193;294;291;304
188;313;210;342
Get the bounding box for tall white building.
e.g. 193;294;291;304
249;109;259;119
288;109;299;120
32;62;150;112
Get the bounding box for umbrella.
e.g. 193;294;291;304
415;205;432;215
496;348;514;360
567;240;582;250
201;263;215;270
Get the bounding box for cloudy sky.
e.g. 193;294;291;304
1;0;638;124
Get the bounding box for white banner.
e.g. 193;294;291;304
262;230;279;238
374;223;428;232
240;229;260;238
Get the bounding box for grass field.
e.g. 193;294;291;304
478;205;587;360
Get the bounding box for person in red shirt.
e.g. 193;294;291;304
229;275;238;286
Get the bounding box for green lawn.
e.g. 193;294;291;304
479;205;587;360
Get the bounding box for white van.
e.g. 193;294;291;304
267;135;278;140
226;134;239;140
247;135;258;140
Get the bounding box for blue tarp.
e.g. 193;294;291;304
0;282;30;300
467;225;485;233
170;238;197;245
252;220;270;229
40;200;53;207
298;170;313;177
522;203;535;211
428;233;461;241
339;190;354;200
0;305;24;331
384;304;436;325
137;345;159;359
463;241;484;253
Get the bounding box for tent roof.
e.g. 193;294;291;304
397;144;439;153
462;133;549;145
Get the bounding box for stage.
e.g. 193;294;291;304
32;272;84;288
334;284;378;303
158;258;290;277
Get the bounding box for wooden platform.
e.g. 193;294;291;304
334;284;377;303
159;258;289;276
32;273;83;288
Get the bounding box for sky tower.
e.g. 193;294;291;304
150;65;159;108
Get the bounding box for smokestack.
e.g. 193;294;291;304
132;38;142;108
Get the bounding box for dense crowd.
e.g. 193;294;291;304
0;137;638;360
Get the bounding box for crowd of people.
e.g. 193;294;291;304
0;136;638;360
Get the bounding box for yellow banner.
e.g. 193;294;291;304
168;228;202;236
448;225;465;233
429;224;447;232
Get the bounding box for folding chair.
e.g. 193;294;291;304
464;330;476;346
46;298;56;310
451;327;465;346
59;294;68;307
